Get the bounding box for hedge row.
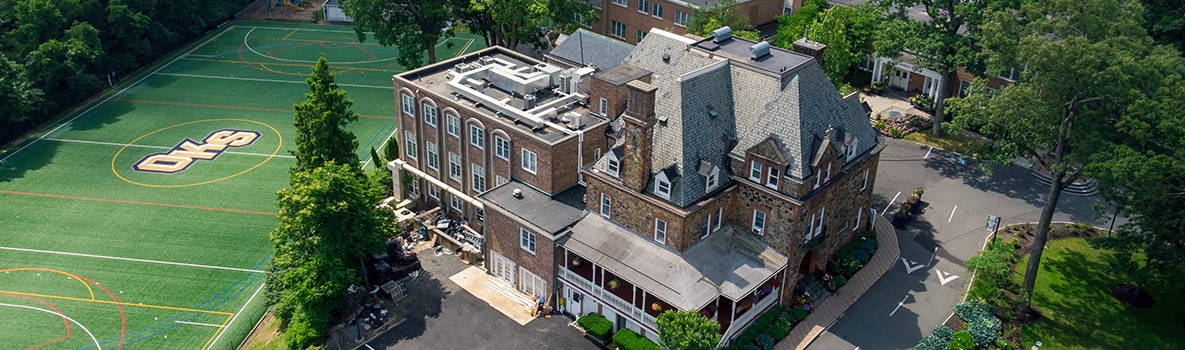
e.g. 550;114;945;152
612;328;660;350
577;313;613;342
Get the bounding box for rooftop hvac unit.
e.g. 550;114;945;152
454;63;473;73
523;94;537;110
479;56;495;65
750;41;771;60
712;26;732;43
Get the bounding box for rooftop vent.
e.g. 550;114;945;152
512;188;523;199
662;53;671;62
749;41;771;60
711;26;732;43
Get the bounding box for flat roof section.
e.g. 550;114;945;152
692;35;813;76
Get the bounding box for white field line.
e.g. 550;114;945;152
175;320;227;328
882;191;902;215
0;303;103;350
0;26;229;165
247;26;368;34
153;72;392;90
0;246;266;273
44;138;294;159
206;282;266;350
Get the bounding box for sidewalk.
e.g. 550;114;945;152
778;215;900;350
449;266;538;326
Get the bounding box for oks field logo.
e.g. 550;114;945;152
133;129;261;174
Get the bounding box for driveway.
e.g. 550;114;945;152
807;138;1116;349
366;248;597;350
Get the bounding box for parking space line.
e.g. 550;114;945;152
948;205;957;222
882;191;901;215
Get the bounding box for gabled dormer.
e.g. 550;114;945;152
745;137;791;192
697;160;721;194
811;128;845;190
653;167;675;200
600;146;623;178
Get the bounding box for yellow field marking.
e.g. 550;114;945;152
455;38;475;58
281;29;298;40
0;290;233;316
111;119;283;188
202;313;235;350
179;57;404;73
1;268;96;300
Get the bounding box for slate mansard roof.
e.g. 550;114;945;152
616;28;879;208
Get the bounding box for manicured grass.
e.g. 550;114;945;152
1017;238;1185;349
903;129;983;155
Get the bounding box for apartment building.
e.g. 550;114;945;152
389;25;883;345
583;0;790;45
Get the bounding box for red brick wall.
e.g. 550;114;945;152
485;204;556;293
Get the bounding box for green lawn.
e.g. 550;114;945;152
1018;238;1185;349
903;129;983;155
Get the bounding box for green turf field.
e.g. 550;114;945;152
0;20;485;350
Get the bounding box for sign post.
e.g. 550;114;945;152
986;215;1001;243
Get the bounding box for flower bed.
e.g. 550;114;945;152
872;114;932;138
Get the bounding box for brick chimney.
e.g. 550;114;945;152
792;38;827;66
621;80;657;192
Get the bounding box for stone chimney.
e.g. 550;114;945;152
621;80;657;192
792;38;827;66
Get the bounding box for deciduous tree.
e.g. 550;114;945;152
292;57;361;174
343;0;465;68
687;0;759;41
265;163;395;349
946;0;1168;311
464;0;596;51
0;55;43;124
656;310;721;350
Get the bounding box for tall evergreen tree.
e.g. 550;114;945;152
292;57;361;173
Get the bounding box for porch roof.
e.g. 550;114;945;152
559;215;787;310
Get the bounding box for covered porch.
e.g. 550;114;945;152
871;53;946;102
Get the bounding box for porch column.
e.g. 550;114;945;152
930;75;944;101
387;160;404;202
872;58;884;84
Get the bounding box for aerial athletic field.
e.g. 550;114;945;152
0;20;485;349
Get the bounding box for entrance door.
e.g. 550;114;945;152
566;285;583;316
890;68;910;89
798;250;820;275
490;251;515;285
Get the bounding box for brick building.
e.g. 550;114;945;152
389;25;883;345
582;0;791;45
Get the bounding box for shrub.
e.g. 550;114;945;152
931;325;955;343
755;334;774;350
577;313;613;342
833;275;847;288
953;299;992;322
859;239;878;252
613;328;661;350
791;307;808;321
765;318;792;340
841;257;863;277
742;343;760;350
947;331;975;350
967;315;1002;348
914;335;950;350
852;249;871;264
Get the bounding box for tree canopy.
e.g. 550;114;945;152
686;0;760;41
1140;0;1185;53
463;0;597;51
291;57;361;174
265;162;395;349
946;0;1176;310
655;310;722;350
343;0;463;69
774;1;880;87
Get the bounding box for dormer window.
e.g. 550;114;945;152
655;172;672;200
766;167;780;190
605;151;621;176
749;161;763;181
845;138;859;161
705;166;719;192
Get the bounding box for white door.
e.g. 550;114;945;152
518;266;546;298
890;68;910;89
491;251;515;285
565;285;583;316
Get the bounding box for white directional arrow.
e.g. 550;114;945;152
901;258;925;274
935;269;960;285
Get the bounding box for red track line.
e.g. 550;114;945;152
73;274;126;349
2;293;72;350
109;98;389;119
0;190;276;216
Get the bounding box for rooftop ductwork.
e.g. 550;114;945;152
712;26;732;43
750;41;771;60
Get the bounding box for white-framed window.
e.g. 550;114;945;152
496;176;508;186
449;153;461;181
404;131;417;160
656;178;671;199
607;158;620;176
749;161;762;181
495;136;510;160
472;164;486;193
409;176;420;198
654;218;667;244
814;169;822;189
611;21;626;39
573;12;582;24
401;94;415;115
714;207;722;231
826;163;832;181
846;138;860;161
612;0;627;6
807;207;826;240
783;6;793;15
637;30;646;44
651;3;663;18
637;0;648;13
447;114;460;137
594;148;602;160
958;80;972;98
520;228;537;254
999;65;1025;82
521;149;537;173
600;193;611;218
858;55;875;72
854;207;863;231
702;215;711;239
861;169;869;191
599;98;608;115
469;125;485;149
428;183;440;199
426;142;439;170
706;166;719;192
451;195;464;211
752;210;767;236
766;167;780;189
674;11;691;27
423;103;438;126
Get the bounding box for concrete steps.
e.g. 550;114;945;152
1029;168;1099;197
482;278;534;308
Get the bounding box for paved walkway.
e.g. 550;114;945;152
861;92;930;120
778;215;900;350
449;266;537;325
